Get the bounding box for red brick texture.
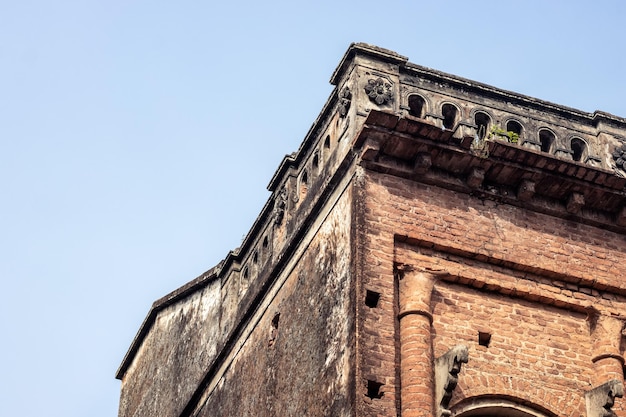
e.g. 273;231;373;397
355;168;626;417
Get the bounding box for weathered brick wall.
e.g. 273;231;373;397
196;187;356;417
355;167;626;417
432;282;591;416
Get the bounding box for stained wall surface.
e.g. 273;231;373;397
196;185;356;417
118;280;222;417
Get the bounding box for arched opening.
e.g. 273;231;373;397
442;103;458;129
571;137;587;162
241;267;250;292
474;112;491;139
408;94;426;118
453;397;557;417
506;120;523;142
323;135;331;162
539;129;555;153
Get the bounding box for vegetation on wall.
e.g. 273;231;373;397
489;125;519;143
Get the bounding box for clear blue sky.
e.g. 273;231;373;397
1;1;624;416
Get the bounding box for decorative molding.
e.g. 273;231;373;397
365;77;393;105
585;379;624;417
397;308;433;324
338;86;352;117
566;192;585;214
273;187;288;225
435;345;469;417
611;144;626;173
517;179;536;202
413;152;432;175
470;134;489;159
467;167;485;189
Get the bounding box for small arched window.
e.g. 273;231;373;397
442;104;458;129
506;120;523;138
474;112;491;139
312;152;319;172
571;138;587;162
408;95;426;118
538;129;555;153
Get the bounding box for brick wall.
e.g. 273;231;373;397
356;167;626;417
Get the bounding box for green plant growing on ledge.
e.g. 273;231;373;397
489;125;519;143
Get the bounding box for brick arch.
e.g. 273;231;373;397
451;396;559;417
452;374;586;417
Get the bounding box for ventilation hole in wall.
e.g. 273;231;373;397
242;267;249;280
478;331;492;347
268;313;280;347
324;135;331;149
262;236;269;249
252;251;258;265
365;290;380;308
301;170;308;185
366;380;384;400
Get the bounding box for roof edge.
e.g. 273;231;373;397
329;42;408;86
115;261;223;380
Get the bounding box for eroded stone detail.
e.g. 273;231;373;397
611;144;626;173
470;134;489;159
338;86;351;117
273;187;288;225
365;77;393;105
585;379;624;417
435;345;469;417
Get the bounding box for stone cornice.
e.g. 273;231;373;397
355;110;626;232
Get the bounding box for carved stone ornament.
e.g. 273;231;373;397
435;345;469;417
364;77;393;105
338;86;352;117
586;379;624;417
612;143;626;172
273;187;288;225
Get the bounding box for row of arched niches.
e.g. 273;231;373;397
404;93;602;167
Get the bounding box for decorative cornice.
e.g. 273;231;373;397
355;110;626;232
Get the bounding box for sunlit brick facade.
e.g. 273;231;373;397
117;43;626;417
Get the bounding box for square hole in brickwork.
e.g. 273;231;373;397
366;380;384;400
365;290;380;308
478;331;492;347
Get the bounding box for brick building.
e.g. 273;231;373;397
116;43;626;417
